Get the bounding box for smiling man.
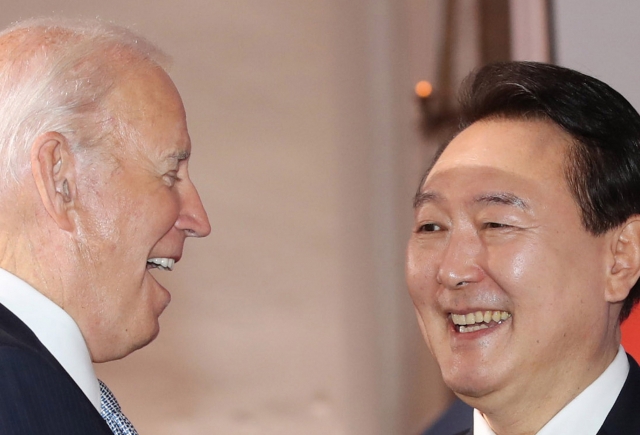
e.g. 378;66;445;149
407;62;640;435
0;18;210;434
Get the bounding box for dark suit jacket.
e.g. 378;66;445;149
428;354;640;435
423;399;472;435
0;302;112;434
597;353;640;434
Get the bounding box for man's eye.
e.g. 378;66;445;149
484;222;510;229
164;172;179;186
418;223;441;232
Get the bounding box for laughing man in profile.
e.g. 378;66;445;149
0;18;210;434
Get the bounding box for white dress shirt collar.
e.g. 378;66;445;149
474;345;629;435
0;267;101;411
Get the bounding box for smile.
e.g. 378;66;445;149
147;257;175;271
450;310;511;333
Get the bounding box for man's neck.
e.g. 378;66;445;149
471;346;629;435
463;343;620;435
0;214;72;311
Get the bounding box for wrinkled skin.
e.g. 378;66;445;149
65;65;211;362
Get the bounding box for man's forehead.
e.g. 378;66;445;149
426;118;571;185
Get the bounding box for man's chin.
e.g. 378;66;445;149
442;367;499;402
129;319;162;355
91;319;161;363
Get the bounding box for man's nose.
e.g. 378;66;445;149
436;229;484;289
176;180;212;238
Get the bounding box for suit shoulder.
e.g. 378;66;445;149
598;353;640;434
0;346;111;435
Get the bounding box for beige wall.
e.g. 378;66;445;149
554;0;640;111
1;1;452;433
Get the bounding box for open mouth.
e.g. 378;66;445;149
450;310;511;333
146;257;175;271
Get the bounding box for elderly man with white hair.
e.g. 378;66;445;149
0;18;210;434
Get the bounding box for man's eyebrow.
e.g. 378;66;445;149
474;192;530;210
413;191;442;209
166;150;190;161
412;191;530;210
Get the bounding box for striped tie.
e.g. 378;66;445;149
99;380;139;435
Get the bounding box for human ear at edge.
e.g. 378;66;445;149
30;132;78;232
607;217;640;304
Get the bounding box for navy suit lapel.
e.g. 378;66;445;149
0;301;113;434
0;302;59;362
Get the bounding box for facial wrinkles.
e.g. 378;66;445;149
423;172;541;284
420;173;530;273
78;165;122;241
70;156;137;295
166;158;189;191
425;202;519;331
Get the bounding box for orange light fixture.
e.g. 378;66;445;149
415;80;433;98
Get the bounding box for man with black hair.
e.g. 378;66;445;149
407;62;640;434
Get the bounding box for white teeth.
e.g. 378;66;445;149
459;324;489;333
483;311;492;323
451;310;511;332
474;311;483;323
147;257;175;271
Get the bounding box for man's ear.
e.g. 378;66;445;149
30;132;77;232
607;217;640;303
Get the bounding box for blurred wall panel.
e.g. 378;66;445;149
553;0;640;111
510;0;550;62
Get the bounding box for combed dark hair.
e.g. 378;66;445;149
451;61;640;321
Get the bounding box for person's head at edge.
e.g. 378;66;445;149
0;18;211;363
406;61;640;433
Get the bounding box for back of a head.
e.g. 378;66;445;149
457;61;640;320
0;17;170;190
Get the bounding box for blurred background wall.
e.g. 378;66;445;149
554;0;640;109
2;0;639;434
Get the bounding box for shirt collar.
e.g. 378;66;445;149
0;268;101;411
474;345;628;435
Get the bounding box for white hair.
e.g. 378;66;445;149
0;17;170;188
